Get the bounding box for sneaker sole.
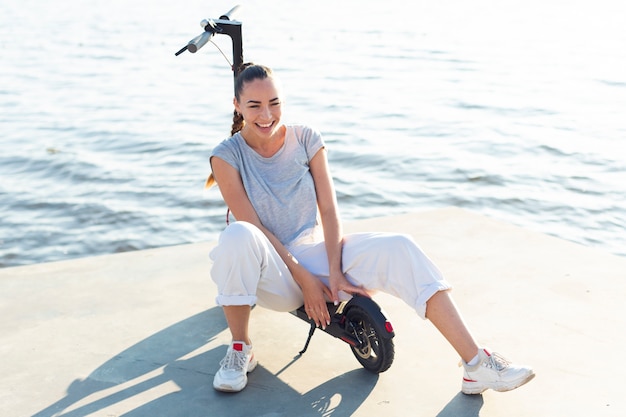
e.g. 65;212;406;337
213;358;258;393
214;381;246;392
462;371;535;395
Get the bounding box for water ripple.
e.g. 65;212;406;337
1;0;625;267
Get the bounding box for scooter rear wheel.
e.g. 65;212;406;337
345;305;395;373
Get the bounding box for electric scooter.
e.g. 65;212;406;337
175;6;396;374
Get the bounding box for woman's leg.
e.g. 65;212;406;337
296;232;453;319
222;305;252;346
338;233;480;360
427;289;535;394
295;231;534;393
211;221;306;340
210;221;304;392
210;221;304;311
297;232;478;356
424;290;479;363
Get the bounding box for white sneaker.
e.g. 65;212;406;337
213;341;257;392
462;349;535;394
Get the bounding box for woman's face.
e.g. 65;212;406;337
234;77;282;140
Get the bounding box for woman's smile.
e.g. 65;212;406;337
256;121;274;129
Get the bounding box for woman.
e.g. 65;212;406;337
208;63;534;394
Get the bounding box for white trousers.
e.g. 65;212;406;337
209;221;451;319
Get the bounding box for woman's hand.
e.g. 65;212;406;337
328;270;370;305
298;271;333;329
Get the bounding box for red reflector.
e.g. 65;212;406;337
385;321;394;333
341;337;357;346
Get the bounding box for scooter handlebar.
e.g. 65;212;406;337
219;5;241;21
186;30;214;53
174;5;241;56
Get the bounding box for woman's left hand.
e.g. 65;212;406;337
328;271;370;305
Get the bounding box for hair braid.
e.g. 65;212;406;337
231;110;245;136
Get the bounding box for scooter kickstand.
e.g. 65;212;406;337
298;321;317;355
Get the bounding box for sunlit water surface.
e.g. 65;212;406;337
1;0;625;267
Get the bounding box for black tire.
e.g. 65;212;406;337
345;305;395;373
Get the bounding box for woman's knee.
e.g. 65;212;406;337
210;222;267;266
378;233;419;257
210;222;266;296
217;221;262;248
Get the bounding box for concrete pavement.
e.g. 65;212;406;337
1;207;625;416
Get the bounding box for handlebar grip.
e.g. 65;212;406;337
187;31;214;53
219;5;241;20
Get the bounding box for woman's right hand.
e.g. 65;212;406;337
298;271;333;330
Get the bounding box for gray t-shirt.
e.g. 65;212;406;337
210;125;325;245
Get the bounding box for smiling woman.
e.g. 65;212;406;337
205;62;534;394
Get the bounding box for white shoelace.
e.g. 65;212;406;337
485;352;510;372
220;349;248;371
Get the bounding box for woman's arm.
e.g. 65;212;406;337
309;148;370;303
210;156;333;328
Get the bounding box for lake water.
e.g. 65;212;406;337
1;0;625;268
